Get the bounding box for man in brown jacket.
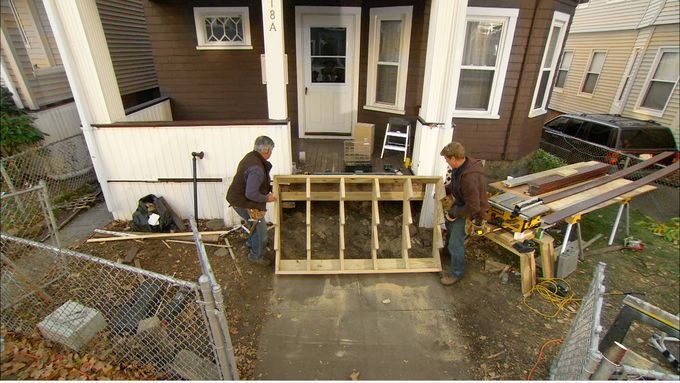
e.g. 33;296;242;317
439;142;489;285
227;136;277;266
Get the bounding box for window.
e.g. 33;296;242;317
555;51;573;90
453;7;519;119
364;6;413;114
581;122;613;147
636;47;679;115
580;51;606;95
576;0;590;8
529;11;570;118
193;7;252;50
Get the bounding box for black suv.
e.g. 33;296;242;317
542;114;678;164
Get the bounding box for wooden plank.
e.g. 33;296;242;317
86;231;231;242
527;163;611;196
543;162;679;225
280;191;427;201
540;151;675;204
485;231;537;296
277;258;441;273
404;178;414;200
306;200;311;271
501;161;599;187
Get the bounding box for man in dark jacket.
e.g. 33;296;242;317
227;136;277;266
439;142;489;285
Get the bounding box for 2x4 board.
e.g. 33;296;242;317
272;175;445;274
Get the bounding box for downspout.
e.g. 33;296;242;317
502;0;539;160
41;0;114;211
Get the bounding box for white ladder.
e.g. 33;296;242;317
380;117;410;161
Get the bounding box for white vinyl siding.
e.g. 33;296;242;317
529;11;570;117
570;0;659;32
97;0;159;96
653;0;679;26
364;6;412;115
623;25;680;131
453;7;518;119
8;0;55;70
549;30;638;114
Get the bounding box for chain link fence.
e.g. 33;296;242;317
550;262;606;380
541;130;679;221
0;233;228;380
0;134;100;226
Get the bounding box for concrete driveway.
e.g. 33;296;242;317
254;273;472;380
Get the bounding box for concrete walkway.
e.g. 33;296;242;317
58;202;113;247
255;273;471;380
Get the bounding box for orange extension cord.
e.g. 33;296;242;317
527;338;564;380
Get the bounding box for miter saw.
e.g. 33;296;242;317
487;192;551;233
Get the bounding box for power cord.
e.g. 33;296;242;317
527;338;563;380
523;278;580;319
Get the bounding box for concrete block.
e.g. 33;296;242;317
38;300;107;351
556;242;579;278
171;349;220;380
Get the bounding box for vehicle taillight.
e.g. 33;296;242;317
605;152;619;165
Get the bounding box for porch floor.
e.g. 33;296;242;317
291;138;412;175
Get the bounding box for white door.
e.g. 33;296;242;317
296;9;359;136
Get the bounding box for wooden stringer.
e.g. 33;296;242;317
273;175;445;274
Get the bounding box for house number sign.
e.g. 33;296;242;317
268;0;277;31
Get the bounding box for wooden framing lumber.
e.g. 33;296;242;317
86;231;230;243
527;163;610;195
540;151;674;204
501;161;600;187
543;162;679;225
273;175;444;274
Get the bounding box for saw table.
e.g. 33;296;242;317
486;165;657;296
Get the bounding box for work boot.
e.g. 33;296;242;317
248;257;272;266
440;275;460;286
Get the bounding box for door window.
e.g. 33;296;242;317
310;28;347;83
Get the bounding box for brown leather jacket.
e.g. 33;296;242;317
446;157;489;220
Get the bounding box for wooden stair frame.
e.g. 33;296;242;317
273;175;445;274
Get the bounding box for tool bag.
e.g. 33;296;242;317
131;194;176;232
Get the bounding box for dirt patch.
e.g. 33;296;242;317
71;220;274;380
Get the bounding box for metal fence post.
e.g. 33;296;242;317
38;180;61;248
199;275;234;380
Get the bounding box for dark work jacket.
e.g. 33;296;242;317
446;157;489;220
226;151;272;210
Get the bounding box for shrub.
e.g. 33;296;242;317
528;149;566;173
0;86;46;157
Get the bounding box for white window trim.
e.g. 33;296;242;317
363;6;413;115
576;1;590;9
452;7;519;119
529;11;570;118
634;46;679;118
193;7;252;50
611;47;640;113
578;49;607;98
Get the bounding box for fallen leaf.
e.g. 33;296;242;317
350;370;360;380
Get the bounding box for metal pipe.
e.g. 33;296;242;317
591;341;627;380
39;180;61;248
191;152;204;221
199;275;233;380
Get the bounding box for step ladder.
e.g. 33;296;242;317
380;117;410;161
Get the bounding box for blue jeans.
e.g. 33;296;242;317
234;207;268;261
445;217;466;278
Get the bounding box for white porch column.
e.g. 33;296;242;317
42;0;125;212
413;0;467;227
262;0;287;119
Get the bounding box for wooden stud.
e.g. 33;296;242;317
534;233;555;279
86;231;232;243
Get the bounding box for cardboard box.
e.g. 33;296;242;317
354;123;375;155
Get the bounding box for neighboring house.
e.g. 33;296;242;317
548;0;680;143
0;0;160;142
5;0;578;226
